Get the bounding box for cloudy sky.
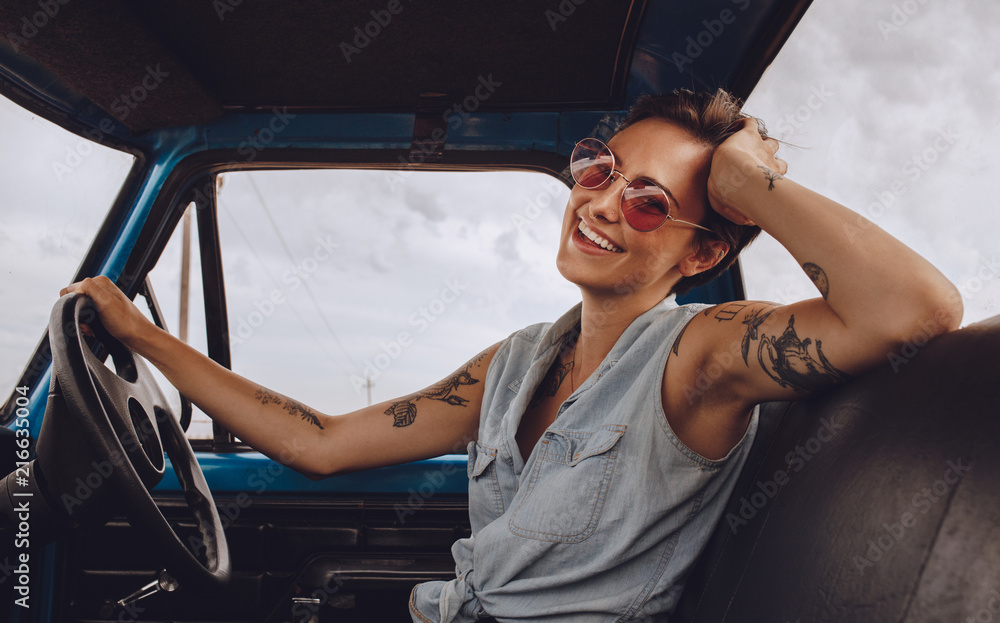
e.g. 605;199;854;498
1;0;998;432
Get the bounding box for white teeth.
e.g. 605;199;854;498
578;221;622;253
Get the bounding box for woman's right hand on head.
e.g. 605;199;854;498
60;276;158;353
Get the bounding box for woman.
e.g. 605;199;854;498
63;89;962;622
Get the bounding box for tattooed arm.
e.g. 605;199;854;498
61;276;499;479
705;118;961;349
662;120;961;453
324;345;499;474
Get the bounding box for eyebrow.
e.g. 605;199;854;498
611;147;684;213
654;181;683;214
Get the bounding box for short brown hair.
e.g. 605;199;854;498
617;88;765;296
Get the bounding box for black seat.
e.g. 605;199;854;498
675;315;1000;622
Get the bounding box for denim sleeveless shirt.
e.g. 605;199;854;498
410;297;759;622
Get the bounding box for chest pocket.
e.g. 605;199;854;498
509;424;627;543
468;441;505;521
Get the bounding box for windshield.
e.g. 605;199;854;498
0;96;135;391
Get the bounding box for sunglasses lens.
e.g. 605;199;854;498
622;181;670;232
571;140;614;188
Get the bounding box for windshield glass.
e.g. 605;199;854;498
0;96;135;391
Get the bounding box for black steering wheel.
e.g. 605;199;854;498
44;292;230;589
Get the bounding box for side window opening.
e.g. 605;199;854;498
213;168;578;429
144;202;214;439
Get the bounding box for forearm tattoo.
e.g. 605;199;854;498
759;165;783;191
383;349;490;428
255;387;325;430
802;262;830;299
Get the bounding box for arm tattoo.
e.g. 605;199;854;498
756;315;851;393
740;305;779;365
384;350;490;428
283;398;325;430
255;387;282;405
704;301;750;322
671;317;693;356
802;263;830;299
759;166;783;191
255;387;325;430
529;360;574;407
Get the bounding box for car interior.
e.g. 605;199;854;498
1;1;998;622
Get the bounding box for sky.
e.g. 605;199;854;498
740;0;1000;314
1;0;999;432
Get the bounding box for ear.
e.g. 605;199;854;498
679;238;731;277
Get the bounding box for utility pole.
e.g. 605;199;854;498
178;205;191;343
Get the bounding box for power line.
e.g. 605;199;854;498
217;182;348;372
245;173;361;371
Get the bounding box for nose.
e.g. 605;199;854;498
586;173;623;223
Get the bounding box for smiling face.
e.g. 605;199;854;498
556;118;720;305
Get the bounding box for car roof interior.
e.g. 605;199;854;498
0;0;812;135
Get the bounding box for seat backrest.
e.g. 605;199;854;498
674;315;1000;622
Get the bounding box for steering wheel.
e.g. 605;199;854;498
45;292;231;589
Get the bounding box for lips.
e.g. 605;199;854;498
577;220;623;253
